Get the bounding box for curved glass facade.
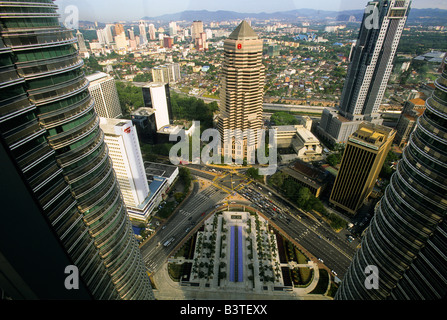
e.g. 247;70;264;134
335;57;447;300
0;1;153;300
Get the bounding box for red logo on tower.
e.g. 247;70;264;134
124;127;131;134
237;43;242;50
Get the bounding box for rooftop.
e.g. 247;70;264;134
131;107;155;117
85;71;110;83
145;162;178;179
349;122;395;149
228;20;258;40
99;117;131;135
408;98;426;106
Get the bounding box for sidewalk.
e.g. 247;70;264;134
152;260;332;300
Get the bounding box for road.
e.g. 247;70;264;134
141;164;357;280
236;183;355;279
140;182;227;274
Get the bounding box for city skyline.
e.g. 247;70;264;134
1;0;446;304
56;0;447;23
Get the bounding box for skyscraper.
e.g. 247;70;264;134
142;83;173;130
148;24;156;41
169;21;177;36
151;63;181;84
191;20;203;41
335;56;447;300
139;21;148;45
217;20;265;160
76;30;88;53
317;0;411;145
115;23;125;36
99;118;152;218
0;0;153;300
86;72;123;118
329;123;396;215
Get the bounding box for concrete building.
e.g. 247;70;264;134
151;63;181;84
273;121;323;163
76;29;88;57
336;56;447;300
191;20;204;41
86;72;123;118
317;0;411;145
217;20;265;160
148;23;156;40
293;127;324;162
394;98;426;147
99;118;152;219
281;161;328;197
142;83;173;130
139;20;148;45
329;122;396;215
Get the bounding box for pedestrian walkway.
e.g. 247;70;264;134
152;260;331;300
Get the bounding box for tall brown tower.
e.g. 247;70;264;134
217;21;265;161
329;122;396;215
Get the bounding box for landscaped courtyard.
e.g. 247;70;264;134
168;209;320;293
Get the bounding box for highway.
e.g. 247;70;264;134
236;184;355;279
140;182;227;274
141;164;357;280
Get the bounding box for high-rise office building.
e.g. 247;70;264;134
99;118;151;209
191;20;203;40
335;56;447;300
151;63;181;84
86;72;123;118
139;21;148;45
217;20;265;160
163;36;173;49
0;0;153;300
76;30;88;53
317;0;411;145
148;24;156;41
169;21;177;36
115;23;125;36
142;83;173;130
97;28;106;45
104;24;115;44
330;123;396;215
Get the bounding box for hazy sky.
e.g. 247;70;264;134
56;0;447;22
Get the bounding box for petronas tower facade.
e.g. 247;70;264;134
335;56;447;300
0;0;153;300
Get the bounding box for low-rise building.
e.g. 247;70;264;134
280;161;328;197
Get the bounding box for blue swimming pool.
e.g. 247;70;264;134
230;226;243;282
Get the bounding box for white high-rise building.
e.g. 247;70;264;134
142;83;172;130
139;20;148;45
96;28;106;45
104;24;114;44
86;72;123;118
169;21;177;36
148;23;156;40
99;118;150;208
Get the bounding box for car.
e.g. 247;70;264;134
331;270;337;276
318;258;324;263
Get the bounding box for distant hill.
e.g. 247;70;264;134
141;8;447;25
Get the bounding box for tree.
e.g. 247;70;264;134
327;153;342;166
